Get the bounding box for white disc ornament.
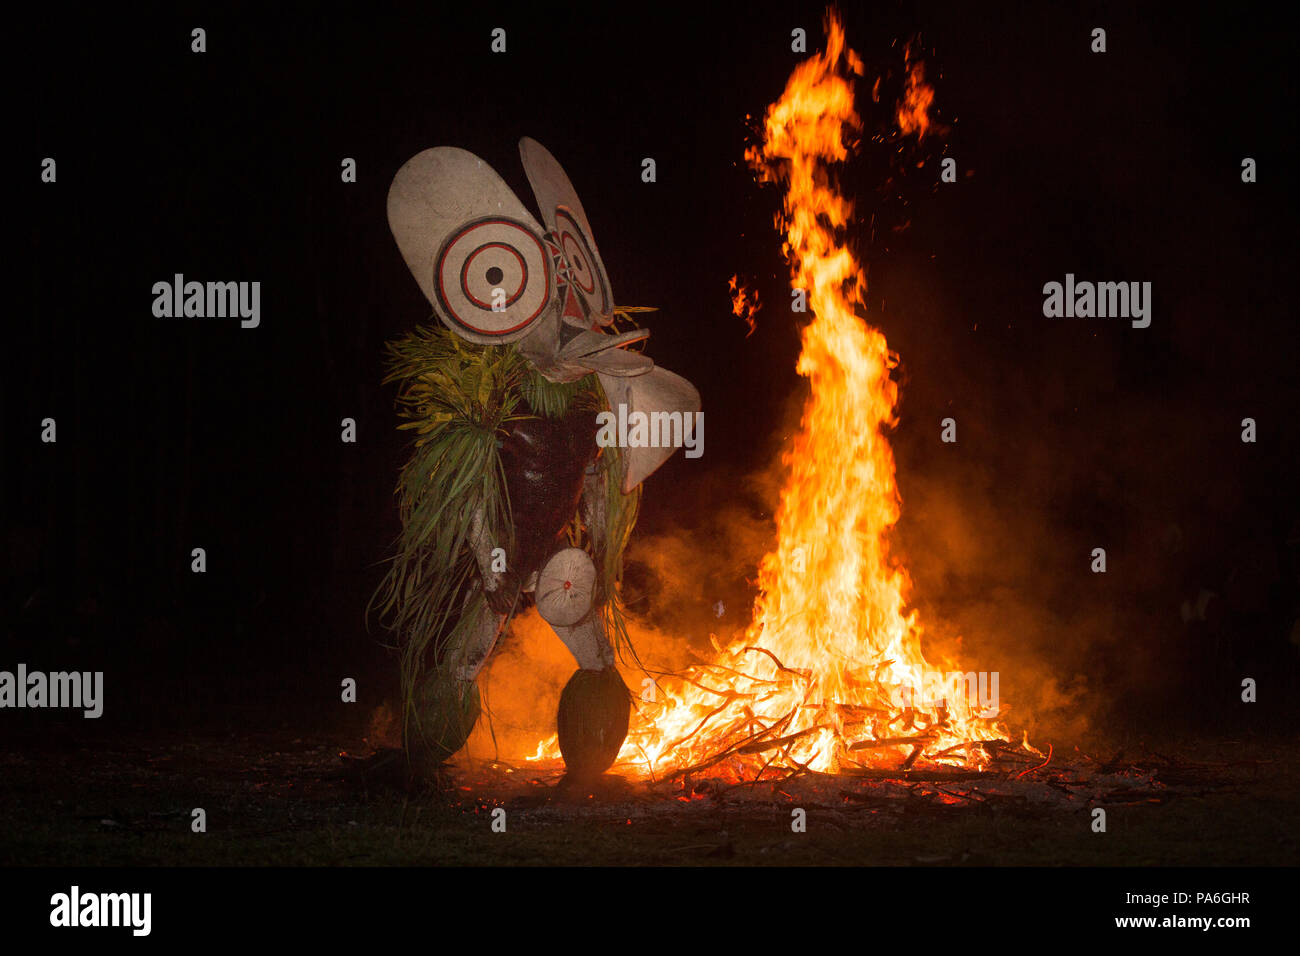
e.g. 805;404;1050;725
536;548;596;627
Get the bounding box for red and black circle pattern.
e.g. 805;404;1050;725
553;208;612;318
434;217;553;342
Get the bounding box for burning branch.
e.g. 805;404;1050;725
728;274;762;337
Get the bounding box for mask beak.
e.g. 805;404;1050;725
518;310;654;382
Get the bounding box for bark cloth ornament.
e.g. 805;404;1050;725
375;138;700;779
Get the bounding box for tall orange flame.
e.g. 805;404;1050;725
530;11;1013;780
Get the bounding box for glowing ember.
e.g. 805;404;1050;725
531;11;1021;780
727;273;762;337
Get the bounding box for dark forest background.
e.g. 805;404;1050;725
8;1;1297;745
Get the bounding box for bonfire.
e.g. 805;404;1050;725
530;11;1034;781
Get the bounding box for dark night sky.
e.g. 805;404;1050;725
10;2;1298;737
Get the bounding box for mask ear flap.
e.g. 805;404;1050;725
388;147;556;344
519;137;616;326
598;368;701;492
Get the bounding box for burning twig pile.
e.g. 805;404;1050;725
603;644;1026;783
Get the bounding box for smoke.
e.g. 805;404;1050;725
462;606;709;764
459;397;806;764
876;218;1300;743
462;608;571;762
893;458;1099;746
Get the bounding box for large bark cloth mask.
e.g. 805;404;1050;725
388;139;701;490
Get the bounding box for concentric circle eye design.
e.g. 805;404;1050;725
554;208;611;316
434;217;552;341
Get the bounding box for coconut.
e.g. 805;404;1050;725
556;667;630;779
408;677;481;773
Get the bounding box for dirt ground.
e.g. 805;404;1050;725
2;727;1296;867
